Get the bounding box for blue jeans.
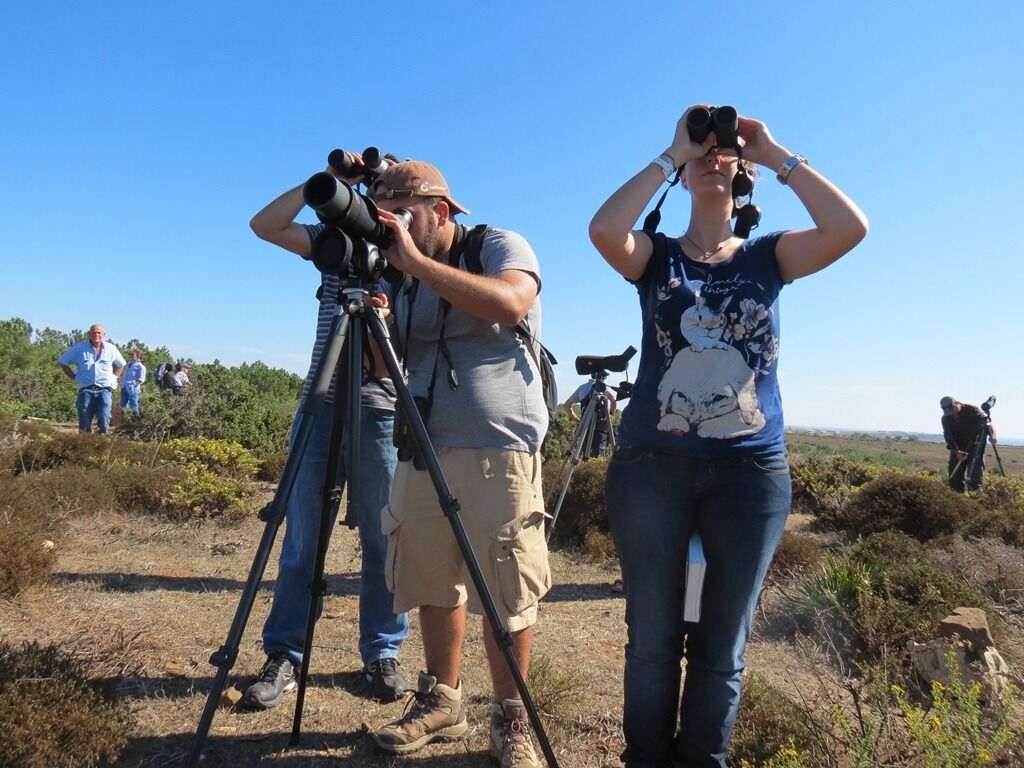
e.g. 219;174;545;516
262;405;409;666
605;446;791;768
120;384;141;415
77;386;112;433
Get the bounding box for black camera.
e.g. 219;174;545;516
303;172;412;279
686;106;738;147
981;395;996;415
394;395;432;470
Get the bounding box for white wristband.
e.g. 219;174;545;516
651;153;676;181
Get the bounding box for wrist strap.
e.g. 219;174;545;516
776;154;807;185
650;153;676;181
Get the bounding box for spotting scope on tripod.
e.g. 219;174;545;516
186;149;561;768
546;346;636;543
963;395;1006;491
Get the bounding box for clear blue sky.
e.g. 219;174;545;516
2;1;1021;438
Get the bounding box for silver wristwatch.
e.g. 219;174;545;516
776;154;807;185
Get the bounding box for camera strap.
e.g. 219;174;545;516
419;224;470;407
642;169;682;234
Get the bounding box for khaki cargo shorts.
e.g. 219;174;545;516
382;447;550;632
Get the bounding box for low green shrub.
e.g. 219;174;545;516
730;673;820;767
546;458;608;549
794;533;990;662
928;537;1024;610
256;449;288;482
789;454;883;524
769;531;824;578
837;473;981;542
14;464;118;514
167;464;257;522
164;436;259;480
891;649;1022;767
0;641;132;768
0;483;61;597
2;427;158;477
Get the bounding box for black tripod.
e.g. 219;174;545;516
185;275;559;767
963;396;1006;491
545;347;635;543
547;374;616;543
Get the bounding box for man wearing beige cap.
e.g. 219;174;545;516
369;160;550;768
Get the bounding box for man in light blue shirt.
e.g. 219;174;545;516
58;323;126;433
121;349;146;416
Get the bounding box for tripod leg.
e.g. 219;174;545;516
364;309;560;768
965;427;988;492
291;325;352;745
547;397;599;544
185;312;350;768
990;440;1006;476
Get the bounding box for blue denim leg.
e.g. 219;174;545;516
606;447;791;768
76;388;95;432
121;385;141;415
261;405;408;666
77;387;111;432
95;388;112;432
349;408;408;663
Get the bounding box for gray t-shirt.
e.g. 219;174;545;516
301;223;396;411
394;227;547;452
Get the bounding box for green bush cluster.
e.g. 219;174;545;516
795;532;990;662
838;473;981;542
730;673;819;767
789;453;883;523
0;428;263;595
0;317;301;454
0;481;61;598
545;458;609;550
769;531;825;577
0;641;133;767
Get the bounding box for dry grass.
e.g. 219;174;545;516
3;466;1022;766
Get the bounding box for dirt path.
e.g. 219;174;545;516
5;507;819;767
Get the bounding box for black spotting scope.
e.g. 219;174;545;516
575;345;637;376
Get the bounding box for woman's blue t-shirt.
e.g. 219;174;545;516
617;231;788;457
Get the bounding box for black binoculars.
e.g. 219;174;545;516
327;146;390;181
686;106;738;148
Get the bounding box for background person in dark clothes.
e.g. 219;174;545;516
940;395;997;492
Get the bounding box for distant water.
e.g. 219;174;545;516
786;426;1024;447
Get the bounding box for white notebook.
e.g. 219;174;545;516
684;531;706;623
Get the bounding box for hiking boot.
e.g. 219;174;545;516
371;672;468;754
242;653;297;710
364;656;410;700
490;699;540;768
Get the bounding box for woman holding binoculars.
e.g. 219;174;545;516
589;105;868;767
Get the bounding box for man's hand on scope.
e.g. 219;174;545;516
377;208;428;277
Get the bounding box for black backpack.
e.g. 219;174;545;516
458;224;559;426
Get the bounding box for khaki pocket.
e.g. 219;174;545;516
381;505;401;594
491;511;551;615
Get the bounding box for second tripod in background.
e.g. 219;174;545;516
546;347;635;543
